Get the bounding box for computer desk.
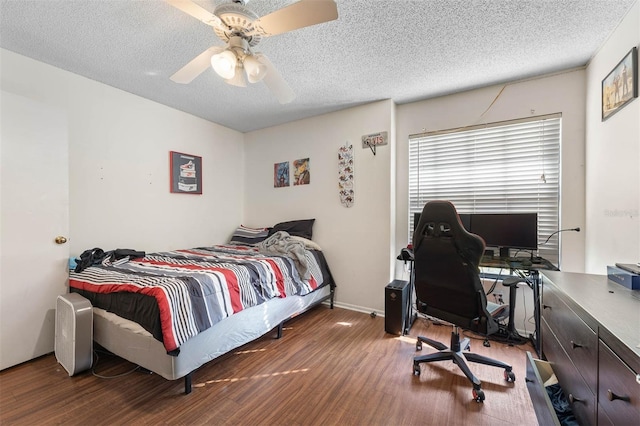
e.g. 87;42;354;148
479;256;559;356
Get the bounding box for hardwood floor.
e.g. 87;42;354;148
0;306;538;425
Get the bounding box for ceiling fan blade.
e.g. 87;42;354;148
257;54;295;104
248;0;338;37
170;46;225;84
166;0;223;28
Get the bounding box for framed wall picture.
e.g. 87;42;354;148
274;161;290;187
602;46;638;121
170;151;202;194
293;158;310;185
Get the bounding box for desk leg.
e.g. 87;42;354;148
531;271;542;357
404;261;417;335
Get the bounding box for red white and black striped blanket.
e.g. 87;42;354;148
68;244;329;353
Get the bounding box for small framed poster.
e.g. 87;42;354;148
274;161;290;187
602;46;638;121
293;158;310;185
170;151;202;194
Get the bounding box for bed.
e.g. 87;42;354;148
68;221;335;394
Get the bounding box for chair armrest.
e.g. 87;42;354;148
502;276;526;287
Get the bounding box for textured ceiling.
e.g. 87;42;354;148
1;0;636;133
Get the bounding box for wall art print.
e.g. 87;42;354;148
170;151;202;194
602;46;638;121
274;161;290;187
293;158;310;186
338;142;354;207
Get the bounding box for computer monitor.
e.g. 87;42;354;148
413;212;421;232
467;213;537;258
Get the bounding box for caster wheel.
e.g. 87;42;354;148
416;341;422;351
472;388;485;403
413;363;421;376
505;370;516;382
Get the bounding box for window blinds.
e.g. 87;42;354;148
408;114;561;265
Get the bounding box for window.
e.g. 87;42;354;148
408;114;561;265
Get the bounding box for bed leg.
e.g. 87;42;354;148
184;373;192;394
276;322;284;339
330;289;335;309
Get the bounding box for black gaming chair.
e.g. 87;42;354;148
412;201;515;402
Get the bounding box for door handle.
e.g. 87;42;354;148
54;236;67;244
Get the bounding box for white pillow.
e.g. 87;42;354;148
289;235;322;251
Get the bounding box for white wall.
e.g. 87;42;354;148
243;71;589;315
1;49;245;255
395;70;587;274
585;1;640;273
243;100;395;314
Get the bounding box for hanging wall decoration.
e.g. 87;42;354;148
338;142;354;207
602;46;638;121
293;158;310;185
274;161;290;187
170;151;202;194
361;131;388;155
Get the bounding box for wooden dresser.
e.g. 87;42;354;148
525;271;640;425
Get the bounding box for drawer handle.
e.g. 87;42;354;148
525;377;534;383
542;304;551;310
568;394;583;404
607;389;630;402
570;340;583;349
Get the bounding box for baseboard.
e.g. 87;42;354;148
323;300;534;342
323;300;385;317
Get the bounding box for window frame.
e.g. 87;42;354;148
408;113;562;266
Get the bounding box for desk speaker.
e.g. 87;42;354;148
385;280;410;335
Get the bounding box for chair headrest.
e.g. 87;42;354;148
421;201;462;228
413;200;485;260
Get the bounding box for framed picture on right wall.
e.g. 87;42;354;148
602;46;638;121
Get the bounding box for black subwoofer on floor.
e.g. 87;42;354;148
385;279;410;335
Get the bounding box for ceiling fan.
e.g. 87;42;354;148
167;0;338;104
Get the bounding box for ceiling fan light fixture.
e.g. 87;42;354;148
211;49;237;79
243;54;267;83
225;64;248;87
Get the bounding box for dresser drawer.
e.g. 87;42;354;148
597;404;615;425
542;319;596;425
598;340;640;425
525;352;561;426
542;283;598;393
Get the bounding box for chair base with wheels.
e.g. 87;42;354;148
413;324;516;403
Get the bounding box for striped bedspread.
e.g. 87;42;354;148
68;244;326;353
